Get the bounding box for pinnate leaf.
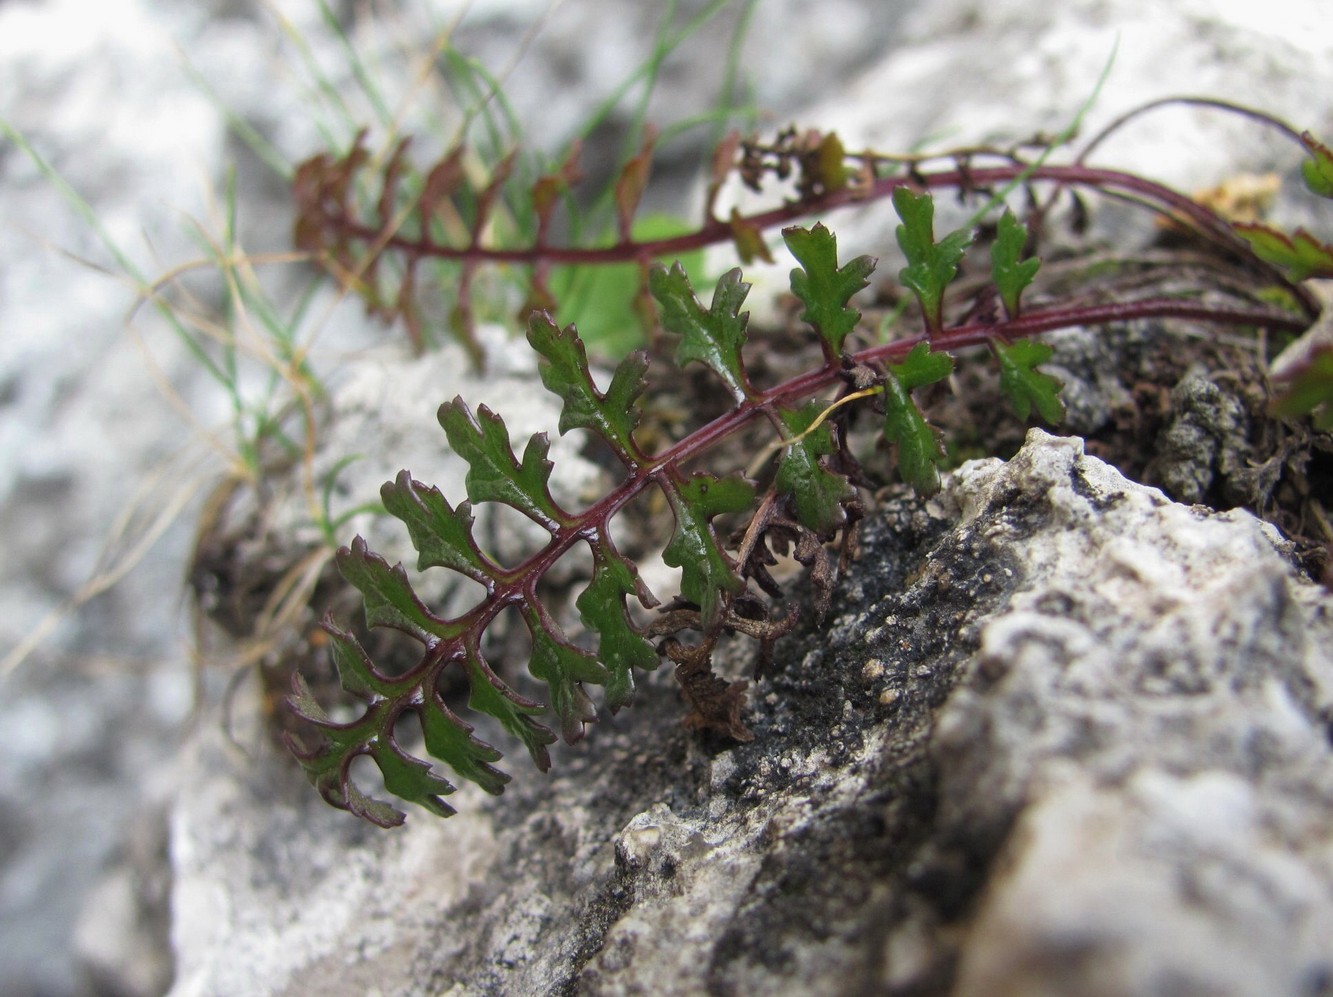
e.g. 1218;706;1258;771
527;312;647;461
882;343;954;495
1235;222;1333;282
784;223;877;359
662;471;755;625
893;187;974;335
775;403;855;534
994;338;1065;423
651;263;754;401
991;209;1041;319
438;399;568;528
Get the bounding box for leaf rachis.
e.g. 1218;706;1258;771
288;108;1321;825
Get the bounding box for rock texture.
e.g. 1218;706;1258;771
169;431;1333;996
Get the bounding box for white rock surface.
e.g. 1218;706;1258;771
939;433;1333;996
165;431;1333;995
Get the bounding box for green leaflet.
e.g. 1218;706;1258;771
994;338;1065;424
418;691;510;797
290;628;461;827
882;343;954;496
1301;132;1333;199
576;539;659;712
463;653;557;773
991;209;1041;319
323;619;396;701
662;471;755;625
380;471;494;583
651;263;754;401
775;403;855;535
1270;344;1333;430
1235;222;1333;282
527;312;647;462
783;223;877;359
438;398;568;529
336;538;460;642
893;187;974;336
523;606;609;743
369;735;461;822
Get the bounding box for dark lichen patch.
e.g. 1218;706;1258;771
686;495;1025;992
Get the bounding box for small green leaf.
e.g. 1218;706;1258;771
991;210;1041;319
651;263;754;401
892;339;955;390
576;540;659;712
463;653;556;772
380;471;494;583
775;403;855;534
438;399;568;528
524;608;609;743
893;187;974;336
784;223;877;359
527;312;647;462
322;622;397;700
1235;222;1333;282
882;343;954;495
1301;132;1333;199
336;538;459;641
370;736;460;820
994;338;1065;423
1271;343;1333;430
662;471;755;625
419;693;510;796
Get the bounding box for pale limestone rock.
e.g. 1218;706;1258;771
165;432;1333;995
